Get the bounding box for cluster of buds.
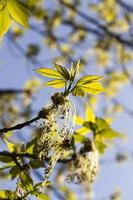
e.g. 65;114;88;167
37;93;76;180
66;140;99;184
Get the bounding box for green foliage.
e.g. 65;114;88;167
4;138;16;152
0;0;29;37
36;61;104;96
0;156;12;163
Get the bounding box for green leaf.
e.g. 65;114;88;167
70;60;80;81
29;160;44;169
4;139;16;152
43;79;66;88
36;193;49;200
0;190;16;199
10;166;21;179
77;75;102;85
95;140;107;154
0;155;12;163
72;86;85;97
76;127;89;135
0;163;15;171
85;105;95;123
75;75;104;94
83;121;97;132
36;68;63;79
75;116;84;125
54;64;70;80
79;82;104;94
73;132;87;143
26;137;37;154
7;0;29;28
0;4;10;37
95;118;109;132
98;129;120;139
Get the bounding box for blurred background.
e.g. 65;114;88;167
0;0;133;199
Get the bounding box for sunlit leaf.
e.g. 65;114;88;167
7;0;29;28
98;129;120;139
79;82;104;94
72;86;85;97
36;193;49;200
73;132;87;143
95;140;107;154
77;75;102;85
76;127;89;135
36;68;63;79
85;105;95;123
4;139;16;152
95;117;109;132
70;60;80;81
54;64;70;80
43;79;66;88
75;116;84;125
0;4;10;37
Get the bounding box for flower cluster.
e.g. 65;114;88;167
37;93;76;180
67;141;99;184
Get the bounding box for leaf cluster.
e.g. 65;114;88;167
36;61;104;97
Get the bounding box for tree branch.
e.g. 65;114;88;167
0;115;41;134
0;151;37;159
0;89;30;95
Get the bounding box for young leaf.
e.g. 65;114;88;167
70;60;80;81
77;75;102;85
10;166;21;180
76;127;89;135
79;82;104;94
73;132;87;143
4;139;16;152
36;68;63;79
85;105;95;123
97;129;120;139
43;79;66;88
72;86;85;97
54;64;70;80
0;5;10;37
75;116;84;125
95;117;109;132
36;193;49;200
7;0;29;28
95;140;107;154
0;155;12;163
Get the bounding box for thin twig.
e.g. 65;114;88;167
0;89;30;95
0;151;37;159
0;116;41;134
